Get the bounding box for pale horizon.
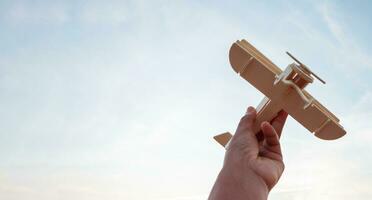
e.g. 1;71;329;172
1;0;372;199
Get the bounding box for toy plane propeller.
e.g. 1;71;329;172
214;39;346;148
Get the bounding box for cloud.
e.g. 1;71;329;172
318;2;372;71
343;91;372;143
318;3;349;48
1;0;371;200
0;0;239;199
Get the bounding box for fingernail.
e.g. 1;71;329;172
247;106;255;113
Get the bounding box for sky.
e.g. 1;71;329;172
0;0;372;199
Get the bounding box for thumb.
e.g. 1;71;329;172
228;106;259;157
235;106;256;137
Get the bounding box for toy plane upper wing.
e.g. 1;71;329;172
227;39;346;140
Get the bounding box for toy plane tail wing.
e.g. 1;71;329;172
213;132;232;148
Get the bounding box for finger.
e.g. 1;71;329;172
270;110;288;138
235;106;256;137
256;131;264;143
228;106;259;158
261;122;282;156
261;122;280;146
261;122;283;157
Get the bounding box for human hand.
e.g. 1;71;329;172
209;106;288;200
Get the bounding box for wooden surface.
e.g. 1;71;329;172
214;39;346;147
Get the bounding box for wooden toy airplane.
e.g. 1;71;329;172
214;39;346;148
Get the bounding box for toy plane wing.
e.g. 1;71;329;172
227;39;346;140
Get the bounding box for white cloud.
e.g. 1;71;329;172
1;0;371;200
318;3;349;48
318;2;372;71
343;91;372;143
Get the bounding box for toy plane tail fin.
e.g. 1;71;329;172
213;132;233;148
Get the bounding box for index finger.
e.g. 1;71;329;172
270;110;288;138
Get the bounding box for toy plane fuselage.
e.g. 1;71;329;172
214;40;346;147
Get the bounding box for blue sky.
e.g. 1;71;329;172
0;0;372;199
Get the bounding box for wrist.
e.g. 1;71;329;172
209;166;269;200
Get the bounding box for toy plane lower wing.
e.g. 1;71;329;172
215;40;346;146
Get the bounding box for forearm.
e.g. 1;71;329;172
208;166;269;200
209;107;286;199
